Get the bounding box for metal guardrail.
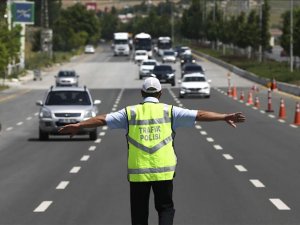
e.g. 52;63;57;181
194;50;300;96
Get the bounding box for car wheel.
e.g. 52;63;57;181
39;129;49;141
139;75;142;80
179;94;184;98
205;95;210;98
89;129;97;140
171;81;175;86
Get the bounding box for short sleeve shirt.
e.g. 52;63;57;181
106;97;197;130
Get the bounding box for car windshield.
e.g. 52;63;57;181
183;76;206;82
136;52;146;56
45;91;91;106
58;71;76;77
164;51;175;56
185;66;203;73
154;66;172;72
182;55;193;60
143;61;156;66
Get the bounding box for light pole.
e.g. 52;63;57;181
290;0;294;72
258;0;263;63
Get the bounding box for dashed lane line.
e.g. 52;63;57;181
269;198;291;210
102;126;108;130
33;201;53;212
195;125;202;129
80;155;90;161
206;137;214;142
56;181;69;190
69;167;81;174
222;154;233;160
213;145;223;150
6;127;13;131
26;116;32;120
99;132;106;136
16;122;23;126
95;138;102;143
235;165;248;172
249;179;265;188
89;146;97;151
200;131;207;135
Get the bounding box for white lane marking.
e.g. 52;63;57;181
56;181;69;190
102;126;108;130
278;119;286;123
113;104;118;108
17;122;23;126
95;138;102;143
89;145;97;151
206;137;214;142
249;179;265;188
178;104;183;107
213;145;223;150
200;131;207;135
260;110;266;114
70;167;81;173
112;107;116;111
80;155;90;161
34;112;39;116
26;116;32;120
252;107;258;110
195;125;202;129
268;114;275;118
290;124;298;128
99;132;105;136
6;127;13;131
235;165;248;172
223;154;233;160
269;199;291;210
33;201;53;212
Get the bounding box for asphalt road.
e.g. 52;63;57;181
0;44;300;225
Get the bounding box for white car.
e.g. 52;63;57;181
84;45;95;54
162;50;176;63
179;73;211;98
139;59;158;79
134;50;148;64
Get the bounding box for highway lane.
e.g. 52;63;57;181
0;45;299;224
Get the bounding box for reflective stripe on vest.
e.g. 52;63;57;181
126;103;176;182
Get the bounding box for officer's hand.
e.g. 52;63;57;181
58;123;80;138
224;112;246;128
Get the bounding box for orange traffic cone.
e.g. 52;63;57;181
294;102;300;125
271;78;277;91
278;98;286;119
265;88;274;112
254;96;260;109
246;91;253;105
232;86;237;100
239;91;245;102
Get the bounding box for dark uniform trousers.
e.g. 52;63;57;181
130;180;175;225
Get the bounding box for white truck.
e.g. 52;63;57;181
113;32;130;56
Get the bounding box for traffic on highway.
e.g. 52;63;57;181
0;40;300;224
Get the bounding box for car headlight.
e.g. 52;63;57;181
40;108;52;118
181;87;187;91
168;73;174;78
84;110;96;118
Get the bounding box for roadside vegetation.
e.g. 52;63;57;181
1;0;300;90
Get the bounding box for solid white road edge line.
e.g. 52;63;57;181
33;201;53;212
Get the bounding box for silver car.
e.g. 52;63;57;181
55;70;79;87
36;86;101;140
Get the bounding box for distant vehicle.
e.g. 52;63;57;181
180;54;196;67
162;50;176;63
36;86;101;140
134;50;148;64
139;59;158;79
113;32;130;56
84;45;95;54
181;63;205;78
55;70;79;87
157;36;172;56
179;73;211;98
134;32;153;58
151;65;175;86
177;46;191;58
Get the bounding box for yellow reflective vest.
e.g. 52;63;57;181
126;102;177;182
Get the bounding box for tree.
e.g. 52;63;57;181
261;0;271;53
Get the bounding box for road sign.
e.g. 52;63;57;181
12;1;35;24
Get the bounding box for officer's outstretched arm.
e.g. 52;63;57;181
196;111;245;128
58;114;107;137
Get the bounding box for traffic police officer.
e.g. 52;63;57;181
59;77;245;225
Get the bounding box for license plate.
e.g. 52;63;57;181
160;79;166;82
58;119;77;123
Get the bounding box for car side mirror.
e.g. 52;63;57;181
94;100;101;105
207;79;212;83
36;100;43;106
178;80;182;84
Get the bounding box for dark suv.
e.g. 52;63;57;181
152;65;175;86
181;63;205;78
180;54;196;67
